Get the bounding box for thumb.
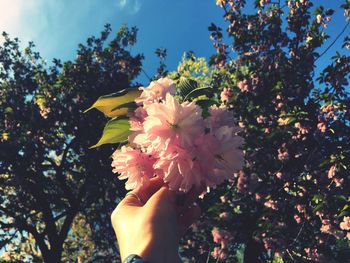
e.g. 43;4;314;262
121;176;165;207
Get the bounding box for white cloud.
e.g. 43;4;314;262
0;0;40;41
118;0;128;7
0;0;21;32
0;0;100;57
117;0;141;14
0;0;141;62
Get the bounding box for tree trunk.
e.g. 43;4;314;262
242;215;264;263
41;247;63;263
244;238;263;263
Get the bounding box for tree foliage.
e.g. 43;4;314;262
179;1;350;262
0;24;142;262
1;1;350;262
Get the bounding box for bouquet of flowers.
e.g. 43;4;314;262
86;77;244;193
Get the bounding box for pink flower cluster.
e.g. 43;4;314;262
211;227;234;260
112;78;244;192
220;87;232;103
340;216;350;231
292;122;309;140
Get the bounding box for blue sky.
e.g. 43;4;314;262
0;0;349;83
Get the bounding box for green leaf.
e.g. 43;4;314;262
195;99;217;117
177;77;198;99
325;9;335;16
338;210;349;218
312;194;323;204
84;88;141;117
340;163;348;170
183;86;212;101
208;23;217;31
233;205;242;214
339;205;349;216
335;195;348;202
90;118;130;148
207;204;221;215
266;130;282;141
313;203;324;213
341;204;349;212
4;107;13;113
110;101;137;112
319;159;330;168
195;98;216;107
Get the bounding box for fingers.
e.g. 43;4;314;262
121;192;144;206
121;178;203;208
147;185;177;206
121;176;165;207
136;176;165;203
178;205;201;235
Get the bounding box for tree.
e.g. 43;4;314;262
2;1;349;262
178;0;350;262
0;24;143;262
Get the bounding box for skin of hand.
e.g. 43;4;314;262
111;177;201;263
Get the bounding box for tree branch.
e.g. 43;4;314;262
58;206;78;244
54;140;78;207
15;170;60;248
315;20;350;62
0;206;49;256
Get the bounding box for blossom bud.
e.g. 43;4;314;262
317;122;326;133
327;165;336;179
316;14;322;24
276;171;283;179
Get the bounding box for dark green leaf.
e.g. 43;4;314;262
177;77;198;99
90;118;130;148
84;88;141;117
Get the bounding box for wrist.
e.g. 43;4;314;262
120;240;181;263
138;242;181;263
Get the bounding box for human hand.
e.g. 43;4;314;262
111;177;201;263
